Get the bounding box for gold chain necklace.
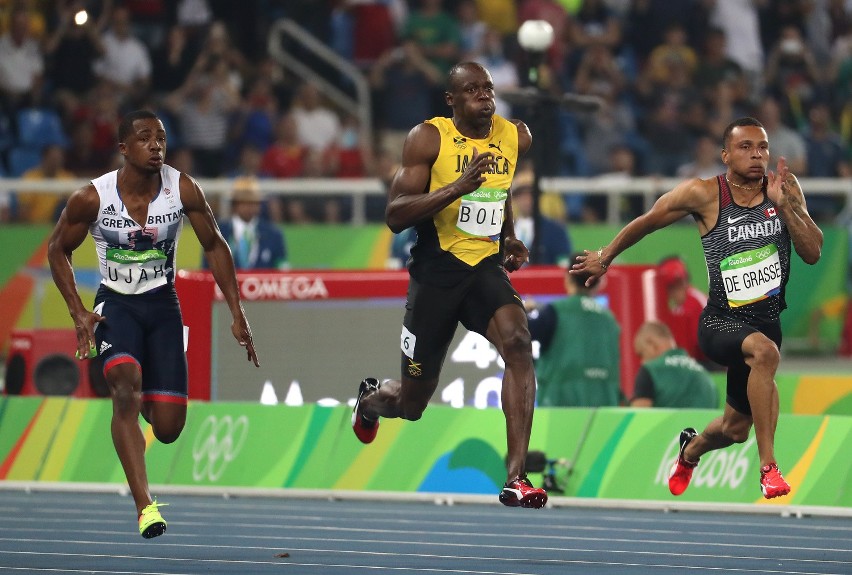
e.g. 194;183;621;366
726;176;763;206
725;175;762;191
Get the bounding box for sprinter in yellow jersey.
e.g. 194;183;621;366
351;62;547;509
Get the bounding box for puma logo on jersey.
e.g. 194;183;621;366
488;141;503;153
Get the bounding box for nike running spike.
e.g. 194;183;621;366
352;377;380;444
668;427;698;496
760;463;791;499
138;500;168;539
499;475;548;509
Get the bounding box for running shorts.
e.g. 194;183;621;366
93;284;188;404
399;262;523;381
698;309;782;416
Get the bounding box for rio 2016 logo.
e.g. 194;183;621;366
656;434;755;490
192;415;249;482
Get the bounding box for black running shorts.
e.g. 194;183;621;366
698;309;782;415
399;262;523;381
94;284;188;404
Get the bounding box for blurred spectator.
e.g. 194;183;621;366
676;133;726;179
757;95;807;174
573;43;627;101
591;143;640;222
369;41;442;162
568;0;623;56
709;0;764;95
511;170;572;266
231;75;280;156
43;1;106;105
93;5;152;100
693;27;746;103
641;95;695;176
64;120;110;177
15;144;75;223
163;39;241;177
644;22;698;86
348;0;398;67
764;24;825;125
326;113;371;178
68;80;120;165
261;114;305;179
526;257;622;407
203;177;288;270
0;7;44;113
404;0;461;74
473;0;517;36
656;255;712;367
0;0;47;40
630;321;718;408
456;0;487;60
471;27;520;118
150;24;198;97
802;100;850;219
289;81;341;155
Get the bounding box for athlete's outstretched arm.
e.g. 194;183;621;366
181;174;259;366
48;185;105;360
766;158;822;264
385;122;497;233
571;178;710;286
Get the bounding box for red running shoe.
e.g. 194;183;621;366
760;463;791;499
499;475;548;509
668;427;699;496
352;378;380;444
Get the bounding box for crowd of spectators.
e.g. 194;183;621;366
0;0;849;225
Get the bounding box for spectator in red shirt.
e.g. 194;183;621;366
657;255;719;370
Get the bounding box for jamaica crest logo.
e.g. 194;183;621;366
407;358;422;377
453;136;467;150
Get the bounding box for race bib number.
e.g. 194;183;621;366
720;244;782;307
105;247;169;294
400;325;416;359
456;187;507;238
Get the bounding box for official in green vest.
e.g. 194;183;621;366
526;258;622;407
631;321;719;408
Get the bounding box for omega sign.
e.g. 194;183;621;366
215;275;329;301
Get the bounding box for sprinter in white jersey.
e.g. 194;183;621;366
571;118;823;500
48;110;259;538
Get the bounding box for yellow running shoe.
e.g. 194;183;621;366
138;500;168;539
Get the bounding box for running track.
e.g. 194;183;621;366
0;487;849;575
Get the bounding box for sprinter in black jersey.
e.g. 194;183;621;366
571;117;822;499
48;110;259;537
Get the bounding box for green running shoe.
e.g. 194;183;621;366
138;500;168;539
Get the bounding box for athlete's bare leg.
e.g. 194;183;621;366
106;362;151;515
360;376;440;421
141;402;186;445
684;403;752;462
486;304;535;481
741;332;781;467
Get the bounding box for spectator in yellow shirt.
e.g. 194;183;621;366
16;144;76;223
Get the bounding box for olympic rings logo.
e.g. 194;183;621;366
191;415;249;482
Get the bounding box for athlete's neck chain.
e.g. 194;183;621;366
725;175;762;191
726;175;764;207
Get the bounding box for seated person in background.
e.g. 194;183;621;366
387;227;417;269
526;256;621;407
656;255;715;367
16;144;75;223
511;170;572;266
631;321;718;409
203;177;288;270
